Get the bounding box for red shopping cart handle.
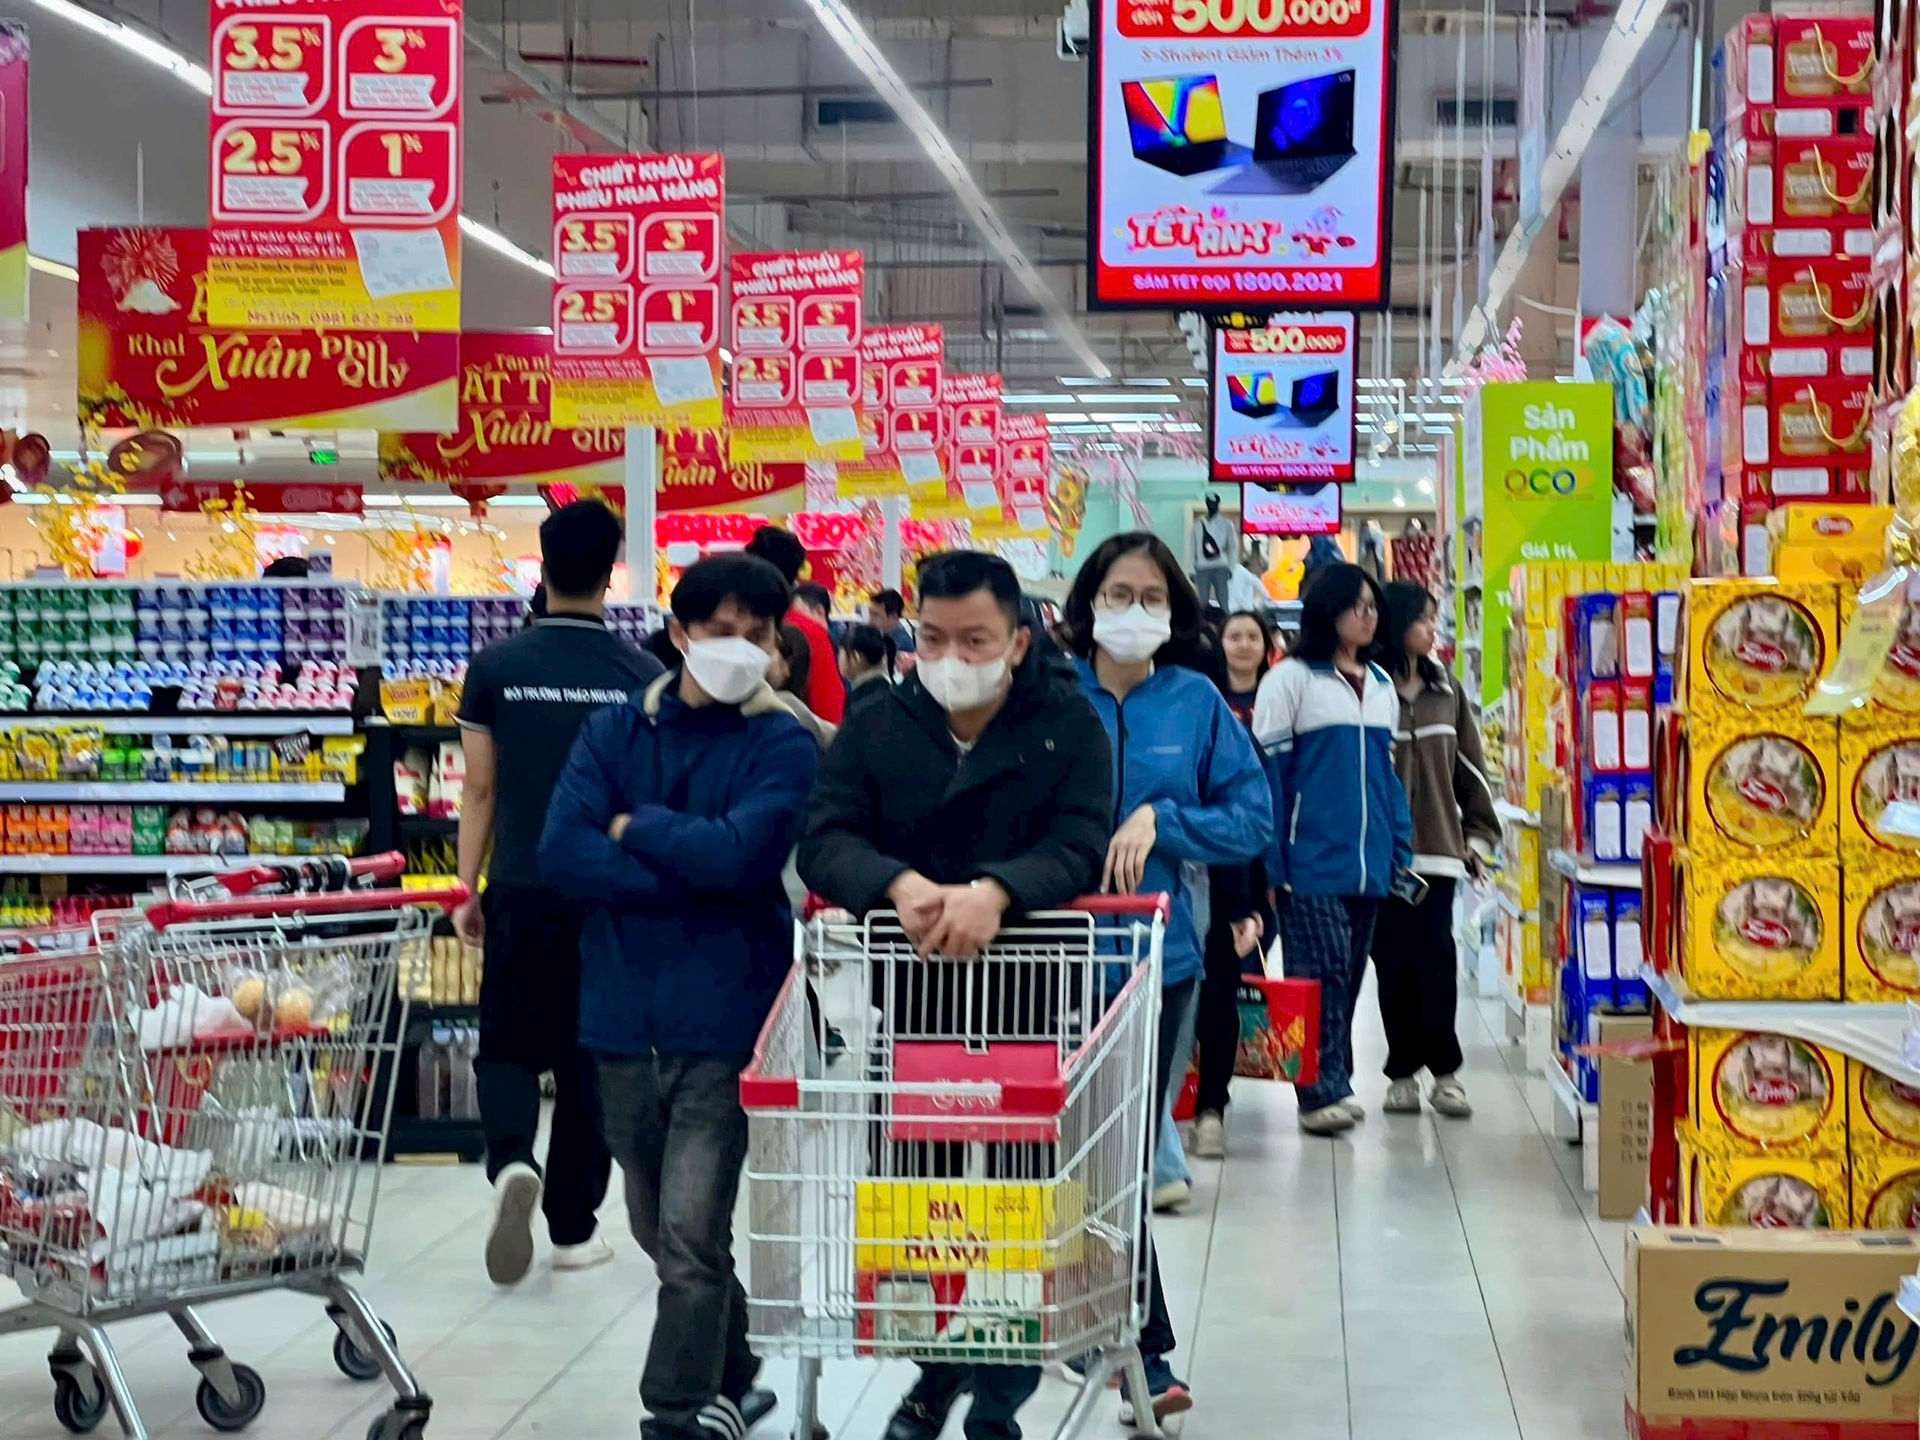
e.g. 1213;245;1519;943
1063;893;1170;919
213;852;409;895
144;883;471;930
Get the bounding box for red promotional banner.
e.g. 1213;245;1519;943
160;479;365;514
726;250;865;464
378;330;623;487
0;25;27;322
78;227;458;432
206;0;464;331
550;151;725;430
916;374;1004;520
1001;413;1052;523
835;324;944;499
657;428;806;515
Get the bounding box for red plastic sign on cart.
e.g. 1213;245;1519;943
726;250;865;464
549;151;724;431
206;0;463;332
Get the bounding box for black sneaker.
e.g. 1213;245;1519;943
884;1377;971;1440
737;1389;776;1431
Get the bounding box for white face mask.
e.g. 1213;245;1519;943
917;650;1012;713
683;636;772;705
1092;605;1172;664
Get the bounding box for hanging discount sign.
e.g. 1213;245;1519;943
550;151;725;430
1208;312;1358;481
1001;414;1052;524
1088;0;1395;309
941;373;1005;516
834;324;944;499
726;250;865;464
206;0;463;331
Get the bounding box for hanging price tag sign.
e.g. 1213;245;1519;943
726;250;865;463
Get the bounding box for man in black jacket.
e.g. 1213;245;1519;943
798;549;1113;1440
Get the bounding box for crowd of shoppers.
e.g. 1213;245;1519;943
451;511;1490;1440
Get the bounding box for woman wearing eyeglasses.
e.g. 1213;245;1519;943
1065;530;1272;1425
1253;562;1413;1136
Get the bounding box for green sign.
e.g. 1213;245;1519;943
1463;380;1615;708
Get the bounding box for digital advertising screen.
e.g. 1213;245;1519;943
1241;481;1343;534
1209;312;1358;481
1089;0;1396;310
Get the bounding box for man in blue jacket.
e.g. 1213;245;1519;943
539;553;819;1440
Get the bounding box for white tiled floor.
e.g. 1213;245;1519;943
0;984;1628;1440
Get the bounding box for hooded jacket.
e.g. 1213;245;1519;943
1254;657;1413;899
797;653;1112;917
1074;658;1273;987
1392;657;1501;879
538;671;819;1058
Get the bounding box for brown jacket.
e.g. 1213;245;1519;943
1391;658;1501;879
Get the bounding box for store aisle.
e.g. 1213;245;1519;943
0;985;1629;1440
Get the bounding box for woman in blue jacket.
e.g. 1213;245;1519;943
1066;530;1272;1425
1254;562;1413;1135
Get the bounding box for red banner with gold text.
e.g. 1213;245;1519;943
206;0;463;331
657;428;805;515
79;227;458;432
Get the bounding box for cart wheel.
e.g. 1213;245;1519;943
332;1322;396;1382
195;1364;266;1432
366;1410;429;1440
51;1370;108;1435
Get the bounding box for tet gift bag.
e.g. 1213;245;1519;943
1173;975;1321;1120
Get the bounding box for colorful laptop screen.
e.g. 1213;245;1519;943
1122;75;1229;154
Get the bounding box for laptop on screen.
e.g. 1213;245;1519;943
1211;70;1357;195
1275;370;1342;427
1123;75;1248;176
1226;372;1280;419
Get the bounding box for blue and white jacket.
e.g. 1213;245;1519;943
1074;658;1273;987
1253;657;1413;899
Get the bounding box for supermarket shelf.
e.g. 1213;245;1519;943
1543;1054;1597;1149
1494;800;1539;828
1493;889;1536;921
0;852;289;875
0;782;345;803
1648;969;1920;1086
0;716;355;736
384;1115;485;1163
1547;848;1641;888
1503;983;1526;1019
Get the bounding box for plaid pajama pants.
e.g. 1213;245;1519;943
1280;893;1381;1114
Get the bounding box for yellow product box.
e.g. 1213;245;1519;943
1851;1062;1920;1156
853;1180;1081;1274
1680;854;1842;1000
1839;728;1920;857
1843;861;1920;1001
1681;1132;1850;1228
1852;1149;1920;1229
1688;1028;1846;1156
1682;716;1839;859
380;677;434;725
1683;578;1839;720
1770;503;1894;587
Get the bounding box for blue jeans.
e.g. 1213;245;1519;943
597;1053;759;1440
1152;981;1200;1191
1279;895;1380;1114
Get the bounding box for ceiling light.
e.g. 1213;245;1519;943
1121;379;1172;387
1180;378;1208;388
1004;394;1078;405
799;0;1107;378
489;496;549;508
1059;377;1106;386
458;215;553;278
1073;394;1182;406
1044;412;1089;422
29;255;77;281
28;0;211;93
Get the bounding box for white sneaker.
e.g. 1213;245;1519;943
1337;1097;1367;1123
1430;1074;1473;1118
1383;1078;1423;1114
1151;1178;1192;1212
551;1235;615;1271
1190;1111;1226;1159
1298;1104;1356;1136
485;1163;542;1286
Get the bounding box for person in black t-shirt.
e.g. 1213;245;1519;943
454;501;663;1287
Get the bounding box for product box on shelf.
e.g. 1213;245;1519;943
1768;376;1875;461
1572;885;1652;1010
1680;1130;1850;1227
1741;137;1874;228
1770;502;1894;585
1688;1028;1846;1156
1597;1012;1656;1221
1731;462;1873;503
1840;728;1920;855
1849;1062;1920;1156
1742;254;1874;374
1683;578;1838;718
1684;716;1840;859
1680;853;1842;1000
1625;1228;1920;1437
1773;14;1876;107
1849;1148;1920;1228
1842;861;1920;1000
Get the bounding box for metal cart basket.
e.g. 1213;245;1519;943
0;854;464;1440
740;895;1167;1440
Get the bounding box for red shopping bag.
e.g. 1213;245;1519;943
1172;976;1321;1121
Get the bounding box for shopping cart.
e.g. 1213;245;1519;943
0;853;465;1440
741;895;1167;1440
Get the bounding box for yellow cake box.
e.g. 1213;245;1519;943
1682;1133;1850;1229
1680;854;1843;1000
1689;1028;1847;1156
1839;728;1920;856
1683;578;1840;721
1683;717;1840;860
1843;861;1920;1001
1852;1150;1920;1229
1849;1062;1920;1156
